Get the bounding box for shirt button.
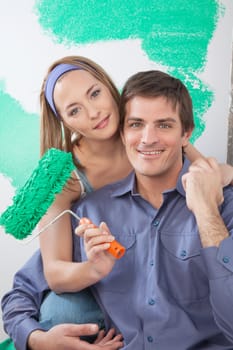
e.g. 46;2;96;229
147;336;153;343
180;249;187;258
223;256;230;263
150;260;154;266
153;219;160;227
148;298;156;305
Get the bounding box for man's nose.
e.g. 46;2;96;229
141;125;159;144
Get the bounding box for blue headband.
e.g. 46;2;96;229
44;63;82;119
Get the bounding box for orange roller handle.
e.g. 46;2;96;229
107;239;126;259
79;217;125;259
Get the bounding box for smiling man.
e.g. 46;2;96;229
119;75;193;208
74;70;233;349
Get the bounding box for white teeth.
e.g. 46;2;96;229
140;151;162;155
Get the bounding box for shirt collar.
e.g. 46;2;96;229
111;171;136;197
111;157;191;198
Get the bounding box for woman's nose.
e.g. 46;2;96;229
87;103;100;119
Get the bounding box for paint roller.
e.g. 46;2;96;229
0;148;125;259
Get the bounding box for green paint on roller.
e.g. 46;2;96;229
34;0;221;142
0;148;75;239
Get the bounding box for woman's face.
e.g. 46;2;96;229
53;69;119;141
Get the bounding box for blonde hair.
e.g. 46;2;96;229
40;56;120;157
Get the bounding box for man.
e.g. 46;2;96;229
2;70;233;349
74;70;233;349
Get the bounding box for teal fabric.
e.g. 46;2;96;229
76;168;93;194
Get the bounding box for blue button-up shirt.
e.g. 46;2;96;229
73;159;233;349
2;159;233;349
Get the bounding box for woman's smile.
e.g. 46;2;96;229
93;116;110;129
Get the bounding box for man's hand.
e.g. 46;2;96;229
182;157;228;247
182;157;224;215
28;324;123;350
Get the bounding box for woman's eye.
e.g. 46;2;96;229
69;107;80;116
91;89;101;98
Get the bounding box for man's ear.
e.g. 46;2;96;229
182;128;193;147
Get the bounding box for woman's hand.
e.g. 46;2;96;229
94;328;123;348
76;221;116;279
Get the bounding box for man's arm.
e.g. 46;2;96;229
182;157;228;247
182;157;233;342
1;250;49;350
2;250;123;350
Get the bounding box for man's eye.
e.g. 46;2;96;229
129;122;141;128
159;124;170;129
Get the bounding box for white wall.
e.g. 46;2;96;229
0;0;233;341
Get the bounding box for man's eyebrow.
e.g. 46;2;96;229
126;117;143;121
125;117;177;123
155;117;177;123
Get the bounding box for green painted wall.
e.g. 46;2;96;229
0;0;223;188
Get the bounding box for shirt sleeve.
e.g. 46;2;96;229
201;187;233;343
1;250;49;350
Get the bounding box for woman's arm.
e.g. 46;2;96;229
39;172;120;293
39;174;97;293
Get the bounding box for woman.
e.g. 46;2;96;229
39;57;131;287
38;56;132;344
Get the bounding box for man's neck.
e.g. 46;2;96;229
135;167;182;209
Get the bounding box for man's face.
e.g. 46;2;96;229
121;95;192;181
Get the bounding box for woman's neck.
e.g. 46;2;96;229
77;134;124;160
73;135;132;190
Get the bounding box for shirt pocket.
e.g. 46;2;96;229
95;232;136;294
160;231;209;303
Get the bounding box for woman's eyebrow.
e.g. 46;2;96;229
86;83;98;95
65;84;99;111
